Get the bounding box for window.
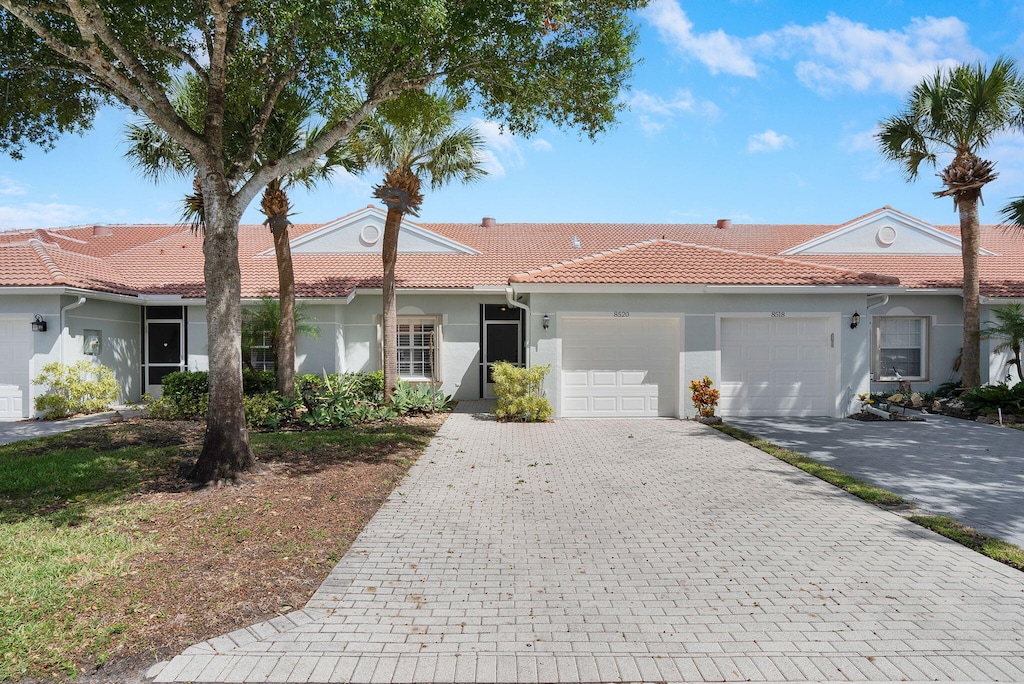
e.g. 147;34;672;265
396;318;438;381
875;317;928;380
249;330;275;371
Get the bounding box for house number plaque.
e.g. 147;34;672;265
771;311;786;317
613;311;630;317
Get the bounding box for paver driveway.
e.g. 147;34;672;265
156;405;1024;683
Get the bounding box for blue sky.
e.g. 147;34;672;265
2;1;1024;230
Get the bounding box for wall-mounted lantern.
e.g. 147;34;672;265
31;314;47;332
850;311;860;329
542;314;550;330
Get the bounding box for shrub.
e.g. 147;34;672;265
243;393;283;429
156;371;209;419
960;382;1024;414
32;361;120;419
391;380;453;415
492;362;552;422
242;369;277;395
689;376;720;417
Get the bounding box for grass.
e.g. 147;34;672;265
713;422;1024;573
0;419;437;682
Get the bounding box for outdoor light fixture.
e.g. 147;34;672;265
30;314;47;333
850;311;860;329
542;314;550;330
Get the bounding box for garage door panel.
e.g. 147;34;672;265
562;371;589;387
561;317;679;418
0;319;31;420
720;317;832;417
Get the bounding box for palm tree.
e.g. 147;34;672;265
241;296;322;390
877;57;1024;388
980;303;1024;383
125;82;337;398
344;93;486;403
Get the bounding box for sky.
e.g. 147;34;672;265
3;1;1024;231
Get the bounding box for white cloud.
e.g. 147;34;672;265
772;14;982;95
841;126;881;154
642;0;758;77
0;202;87;230
330;167;374;196
0;176;27;196
471;119;527;178
627;89;719;134
644;3;984;96
530;139;553;152
747;130;793;153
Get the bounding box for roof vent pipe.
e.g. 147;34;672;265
481;217;497;228
716;219;731;230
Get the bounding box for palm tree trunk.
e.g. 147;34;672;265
381;206;403;404
959;195;983;389
272;219;297;397
191;191;256;482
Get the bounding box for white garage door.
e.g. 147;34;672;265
0;318;32;420
719;317;832;417
561;317;679;417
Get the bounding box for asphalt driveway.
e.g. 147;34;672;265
729;413;1024;547
155;403;1024;683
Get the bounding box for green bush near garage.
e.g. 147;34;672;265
492;362;553;422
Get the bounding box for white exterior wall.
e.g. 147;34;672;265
63;298;142;403
0;294;60;418
0;294;141;417
867;295;966;393
526;291;871;418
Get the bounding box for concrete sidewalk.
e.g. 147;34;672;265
0;408;139;445
730;413;1024;547
153;405;1024;682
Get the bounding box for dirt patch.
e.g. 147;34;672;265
32;414;446;683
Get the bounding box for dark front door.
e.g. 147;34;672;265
482;304;523;398
146;320;183;395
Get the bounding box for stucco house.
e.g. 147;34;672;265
1;205;1021;421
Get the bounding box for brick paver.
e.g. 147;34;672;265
156;404;1024;682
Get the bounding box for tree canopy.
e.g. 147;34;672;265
1;0;647;481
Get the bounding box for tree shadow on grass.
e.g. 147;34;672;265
0;421;201;526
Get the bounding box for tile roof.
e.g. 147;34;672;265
1;208;1022;297
509;240;901;286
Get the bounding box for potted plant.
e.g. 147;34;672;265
689;376;721;424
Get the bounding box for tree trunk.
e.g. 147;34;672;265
191;187;256;482
958;195;983;389
272;218;296;397
381;206;403;404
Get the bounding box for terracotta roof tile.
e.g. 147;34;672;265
510;241;900;286
1;211;1022;297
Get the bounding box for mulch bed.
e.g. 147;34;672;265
849;411;925;422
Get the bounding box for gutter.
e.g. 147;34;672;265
59;296;87;364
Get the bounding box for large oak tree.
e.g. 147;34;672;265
1;0;645;481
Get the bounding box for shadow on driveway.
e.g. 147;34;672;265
729;413;1024;547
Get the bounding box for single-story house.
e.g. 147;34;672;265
1;205;1021;420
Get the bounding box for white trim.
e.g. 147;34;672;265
873;315;931;382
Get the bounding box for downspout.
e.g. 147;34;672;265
867;294;889;311
59;296;87;365
505;287;531;364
